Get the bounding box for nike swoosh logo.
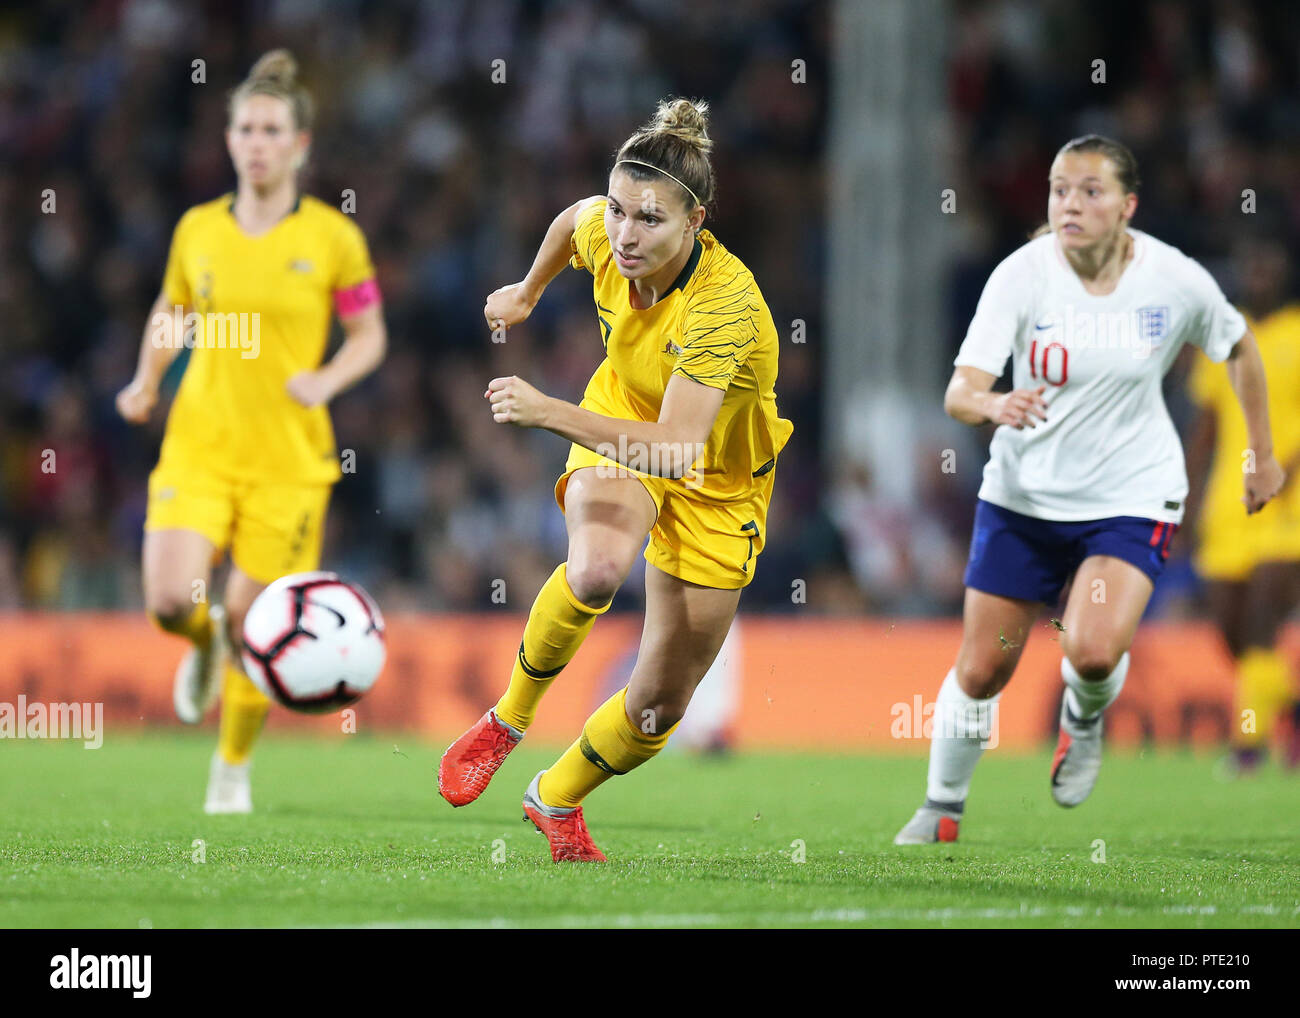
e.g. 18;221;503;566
1034;323;1053;331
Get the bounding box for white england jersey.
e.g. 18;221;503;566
955;229;1245;523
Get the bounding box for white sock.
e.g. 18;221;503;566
1062;652;1129;721
924;668;999;810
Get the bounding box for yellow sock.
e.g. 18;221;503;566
148;601;211;650
538;686;678;808
217;664;270;765
1234;647;1294;748
494;563;611;731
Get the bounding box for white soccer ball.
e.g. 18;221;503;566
241;571;386;714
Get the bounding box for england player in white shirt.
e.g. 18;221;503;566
896;135;1285;844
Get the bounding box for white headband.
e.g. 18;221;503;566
614;159;701;208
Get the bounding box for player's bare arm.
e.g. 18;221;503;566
116;290;189;423
1182;406;1217;534
483;196;605;329
944;365;1048;429
485;372;724;480
287;301;387;408
1224;327;1284;513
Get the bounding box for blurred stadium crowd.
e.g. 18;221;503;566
1;0;1296;617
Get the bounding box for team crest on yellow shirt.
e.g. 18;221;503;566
662;339;683;356
288;259;314;273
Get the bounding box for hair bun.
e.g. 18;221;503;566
249;49;297;86
616;95;717;211
653;98;712;154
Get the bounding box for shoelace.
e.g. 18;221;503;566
462;721;515;764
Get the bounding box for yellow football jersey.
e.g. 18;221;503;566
1190;304;1300;561
569;199;793;503
157;193;377;485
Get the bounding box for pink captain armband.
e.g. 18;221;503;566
334;278;381;317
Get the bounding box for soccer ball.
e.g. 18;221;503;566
241;571;386;714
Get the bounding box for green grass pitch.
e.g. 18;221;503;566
2;732;1296;928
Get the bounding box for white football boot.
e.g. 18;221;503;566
893;802;962;844
173;603;227;725
1050;695;1104;807
203;752;252;815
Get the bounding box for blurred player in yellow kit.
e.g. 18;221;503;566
1188;234;1300;773
438;98;792;860
115;50;387;812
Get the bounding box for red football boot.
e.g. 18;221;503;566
437;709;523;806
521;771;607;862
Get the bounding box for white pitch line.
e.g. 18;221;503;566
306;902;1295;929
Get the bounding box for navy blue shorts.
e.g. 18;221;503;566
964;499;1178;604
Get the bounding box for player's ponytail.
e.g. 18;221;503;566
613;97;716;214
228;48;314;132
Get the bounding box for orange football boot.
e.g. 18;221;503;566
438;709;523;806
521;771;607;862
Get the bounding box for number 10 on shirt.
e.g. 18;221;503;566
1029;339;1069;385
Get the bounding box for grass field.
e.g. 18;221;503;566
2;732;1297;929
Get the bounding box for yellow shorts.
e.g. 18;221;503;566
554;443;776;590
1196;503;1300;582
1196;532;1257;583
144;459;332;585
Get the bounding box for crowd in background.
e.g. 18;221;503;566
1;0;1296;617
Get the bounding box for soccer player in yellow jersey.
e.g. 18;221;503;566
115;51;387;813
1188;235;1300;773
438;98;792;860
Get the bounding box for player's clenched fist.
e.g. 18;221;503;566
1243;453;1285;515
115;379;158;424
483;282;538;331
989;385;1048;428
485;375;551;427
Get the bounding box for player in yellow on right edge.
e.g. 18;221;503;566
437;97;792;861
1187;233;1300;774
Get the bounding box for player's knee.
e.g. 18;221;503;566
954;658;1011;700
564;558;625;608
631;699;685;734
145;593;201;632
1065;643;1123;680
